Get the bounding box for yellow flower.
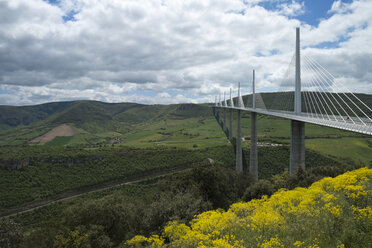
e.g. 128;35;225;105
260;237;285;248
294;240;305;247
127;168;372;248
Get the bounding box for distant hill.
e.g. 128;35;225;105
0;101;211;129
0;100;213;146
1;92;370;146
0;101;75;128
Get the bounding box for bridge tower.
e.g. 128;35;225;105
290;27;305;174
236;83;243;173
250;70;258;180
218;93;222;124
229;88;234;141
213;96;218;117
223;92;227;132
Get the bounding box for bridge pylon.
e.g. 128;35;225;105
290;27;305;174
223;92;227;132
250;70;258;180
236;83;243;173
229;88;233;141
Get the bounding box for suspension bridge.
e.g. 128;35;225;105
212;28;372;179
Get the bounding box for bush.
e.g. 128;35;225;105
127;167;372;248
0;219;23;248
242;179;274;201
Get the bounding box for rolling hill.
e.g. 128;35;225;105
0;100;213;146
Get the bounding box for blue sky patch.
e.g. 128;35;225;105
259;0;353;26
63;10;78;22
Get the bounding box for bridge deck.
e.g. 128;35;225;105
215;106;372;136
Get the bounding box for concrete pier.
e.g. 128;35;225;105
218;108;222;124
236;110;243;173
229;88;234;141
229;109;233;141
250;112;258;180
290;120;305;174
223;108;227;132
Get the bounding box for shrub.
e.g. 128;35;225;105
127;167;372;248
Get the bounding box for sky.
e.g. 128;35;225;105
0;0;371;106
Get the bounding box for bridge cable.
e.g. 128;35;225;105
303;56;349;123
305;57;367;126
303;57;342;122
302;63;319;118
302;62;332;121
304;56;359;124
306;56;372;125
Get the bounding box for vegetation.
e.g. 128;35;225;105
0;142;353;213
127;167;372;248
0;101;213;147
0;145;235;212
0;98;371;247
1;162;359;248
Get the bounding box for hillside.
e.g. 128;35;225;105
0;101;75;128
0;101;212;129
0;101;212;146
1;98;372;164
127;167;372;248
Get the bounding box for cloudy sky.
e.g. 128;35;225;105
0;0;371;105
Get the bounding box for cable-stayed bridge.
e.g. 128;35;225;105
212;28;372;179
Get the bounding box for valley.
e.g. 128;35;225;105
0;99;371;247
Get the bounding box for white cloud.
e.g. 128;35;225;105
277;0;305;17
0;0;371;106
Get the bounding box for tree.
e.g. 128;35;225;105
0;218;23;248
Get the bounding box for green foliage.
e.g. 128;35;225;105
54;229;90;248
1;146;233;211
187;164;253;209
0;218;23;248
15;164;252;247
1;98;372;247
141;189;211;234
54;226;112;248
9;162;363;248
243;179;274;202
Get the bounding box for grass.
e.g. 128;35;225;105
219;111;372;165
120;117;227;149
307;137;372;164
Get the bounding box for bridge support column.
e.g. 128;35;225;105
290;120;305;174
229;109;233;141
236;110;243;173
250;69;258;180
250;112;258;180
217;108;221;124
223;108;227;132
